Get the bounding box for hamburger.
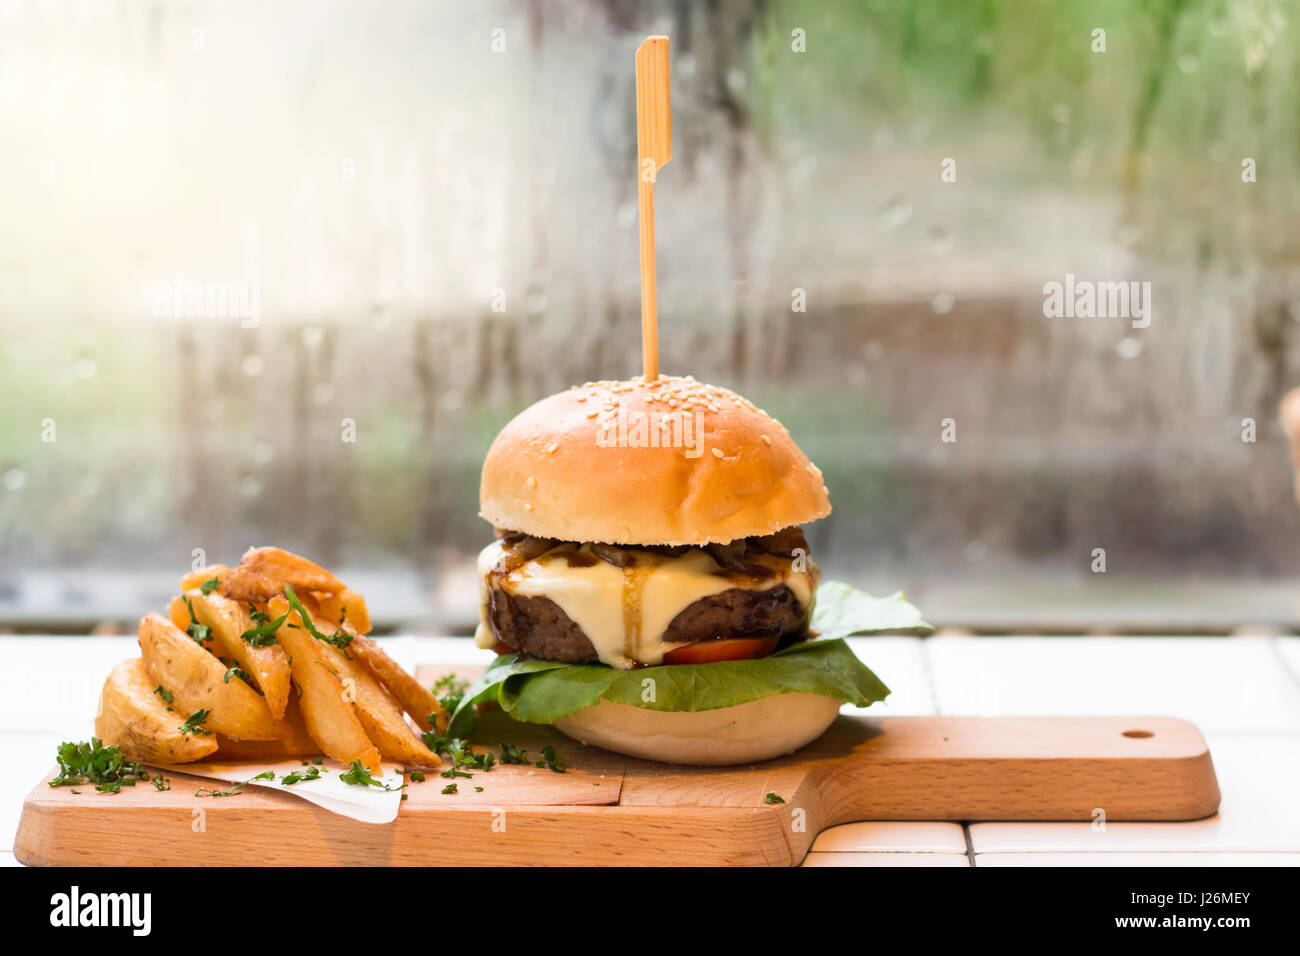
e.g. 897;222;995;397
458;374;920;765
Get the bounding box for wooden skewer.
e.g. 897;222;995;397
636;36;671;382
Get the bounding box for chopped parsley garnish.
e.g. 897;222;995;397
339;760;400;790
280;766;324;785
474;786;484;792
152;774;170;791
199;577;221;595
448;739;494;773
499;743;529;765
178;708;213;737
432;673;468;716
764;792;785;805
535;745;566;773
49;738;150;793
153;685;174;710
440;769;473;779
183;596;212;644
284;585;352;648
223;664;251;685
239;609;287;647
440;783;458;795
248;603;270;623
196;770;274;797
409;770;425;782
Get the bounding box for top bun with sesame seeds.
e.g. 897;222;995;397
479;375;831;545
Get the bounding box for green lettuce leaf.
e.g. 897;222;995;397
449;582;926;734
810;582;930;638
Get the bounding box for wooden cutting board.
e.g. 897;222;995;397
15;665;1220;867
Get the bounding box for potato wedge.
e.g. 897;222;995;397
269;595;381;773
215;696;319;760
184;589;291;719
222;547;344;603
137;612;286;741
95;658;219;764
167;594;190;632
349;634;445;733
180;564;230;593
311;587;372;635
315;641;439;767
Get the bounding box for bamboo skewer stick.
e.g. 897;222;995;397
635;36;671;382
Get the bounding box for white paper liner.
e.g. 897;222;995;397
156;758;406;824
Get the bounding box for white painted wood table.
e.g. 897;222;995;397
4;633;1300;867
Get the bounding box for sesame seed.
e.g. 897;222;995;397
545;442;558;454
525;476;537;489
712;448;725;459
760;434;771;445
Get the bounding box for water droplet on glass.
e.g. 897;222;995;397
931;292;955;315
1070;148;1093;179
443;389;464;411
74;357;98;379
726;68;746;92
1050;103;1070;125
241;354;265;377
862;341;884;361
616;201;637;229
875;195;912;231
1115;223;1141;246
239;476;262;498
371;308;392;330
1117;336;1144;359
927;226;953;256
1208;16;1227;37
253;441;274;464
965;540;988;562
677;53;696;79
873;126;895;150
78;474;99;496
313;383;334;405
301;325;324;348
3;468;26;491
527;292;547;315
1178;53;1198;73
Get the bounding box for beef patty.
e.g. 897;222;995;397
486;584;810;664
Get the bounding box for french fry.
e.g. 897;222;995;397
95;658;219;764
180;564;230;593
137;612;286;741
269;595;381;774
314;640;440;767
184;589;291;719
311;587;372;635
215;696;318;760
349;634;445;733
222;547;344;603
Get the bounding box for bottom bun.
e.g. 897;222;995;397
553;693;842;765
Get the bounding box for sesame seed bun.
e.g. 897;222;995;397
479;376;832;545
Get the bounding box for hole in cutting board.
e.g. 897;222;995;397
1122;729;1154;738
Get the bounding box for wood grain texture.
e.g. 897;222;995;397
15;666;1220;866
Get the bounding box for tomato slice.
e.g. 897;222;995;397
661;636;779;665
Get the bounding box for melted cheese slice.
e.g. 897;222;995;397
475;540;814;669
